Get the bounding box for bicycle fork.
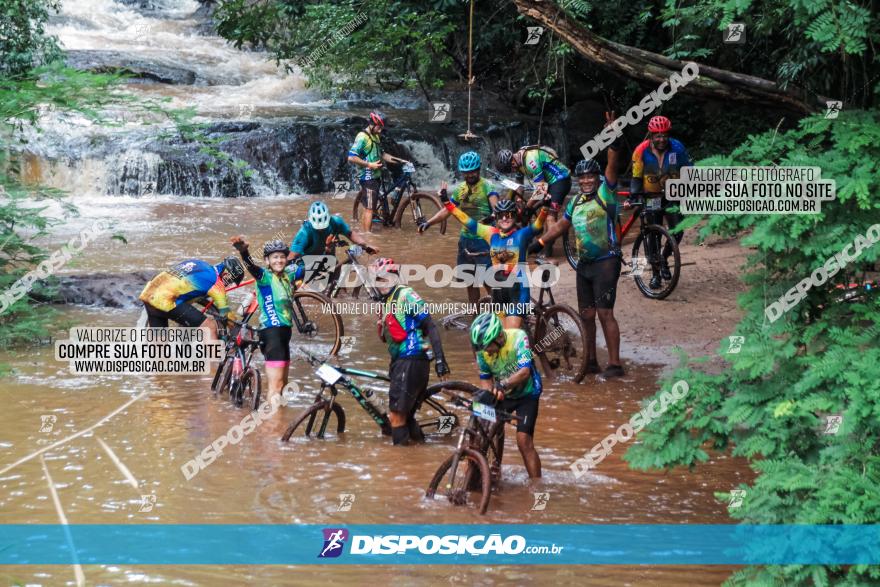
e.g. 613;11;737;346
446;416;476;491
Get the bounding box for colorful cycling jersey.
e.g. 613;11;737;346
380;285;430;360
564;182;621;263
445;200;547;284
139;259;229;315
476;328;541;400
290;216;352;256
518;147;570;185
451;178;499;240
630;138;692;194
236;253;294;328
348;130;383;181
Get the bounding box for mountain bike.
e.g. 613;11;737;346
296;236;382;302
208;310;262;410
425;384;517;515
280;348;462;441
352;162;447;233
478;259;589;382
562;189;682;300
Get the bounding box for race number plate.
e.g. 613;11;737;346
472;402;497;423
501;179;522;191
316;363;342;385
647;197;662;211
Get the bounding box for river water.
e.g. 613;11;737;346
1;1;750;585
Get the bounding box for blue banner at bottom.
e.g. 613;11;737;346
2;524;879;565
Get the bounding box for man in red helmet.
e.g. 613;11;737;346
348;111;410;233
630;115;692;290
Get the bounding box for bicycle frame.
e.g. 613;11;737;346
371;167;418;226
299;349;454;437
446;395;514;491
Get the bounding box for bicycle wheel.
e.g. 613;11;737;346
292;290;343;356
534;303;589;382
281;400;346;441
394;191;447;234
562;223;579;270
631;224;681;300
426;447;492;515
241;367;262;411
425;380;482;400
211;354;233;397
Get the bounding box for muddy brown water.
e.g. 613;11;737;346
0;195;749;585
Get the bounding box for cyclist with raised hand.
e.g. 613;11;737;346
535;112;624;378
347;111;410;233
470;312;542;480
439;184;549;329
630;115;692;289
370;257;450;446
494;144;571;254
139;256;245;340
230;237;295;401
418;151;499;306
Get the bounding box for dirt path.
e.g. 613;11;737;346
550;231;749;371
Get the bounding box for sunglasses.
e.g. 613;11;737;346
497;212;515;220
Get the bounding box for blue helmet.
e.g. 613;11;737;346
458;151;482;172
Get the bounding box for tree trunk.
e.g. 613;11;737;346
513;0;826;114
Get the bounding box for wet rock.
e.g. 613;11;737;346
33;272;154;309
65;50;198;85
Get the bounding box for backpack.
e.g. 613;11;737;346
381;286;409;343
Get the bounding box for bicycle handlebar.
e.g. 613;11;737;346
443;391;519;423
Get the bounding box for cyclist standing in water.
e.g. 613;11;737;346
536;112;625;378
230;237;295;401
139;257;245;340
630;115;692;289
440;184;549;329
470;312;542;480
347;111;410;233
418;151;499;306
370;257;450;446
494;144;571;255
287;201;377;284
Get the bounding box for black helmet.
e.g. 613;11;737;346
220;256;245;286
263;239;290;258
574;159;602;176
494;199;517;214
495;149;514;173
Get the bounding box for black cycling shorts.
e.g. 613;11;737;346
477;390;540;436
490;282;532;317
548;176;572;207
388;356;430;415
144;302;206;328
576;256;622;310
359;179;381;211
259;326;292;364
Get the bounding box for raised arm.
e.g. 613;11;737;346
230;235;263;280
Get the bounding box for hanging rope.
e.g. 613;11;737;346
459;0;478;141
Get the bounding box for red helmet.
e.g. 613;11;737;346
369;111;387;128
370;257;399;275
647;116;671;133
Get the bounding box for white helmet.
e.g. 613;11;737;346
308;201;330;230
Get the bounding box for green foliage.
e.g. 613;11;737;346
0;0;62;76
624;110;880;585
